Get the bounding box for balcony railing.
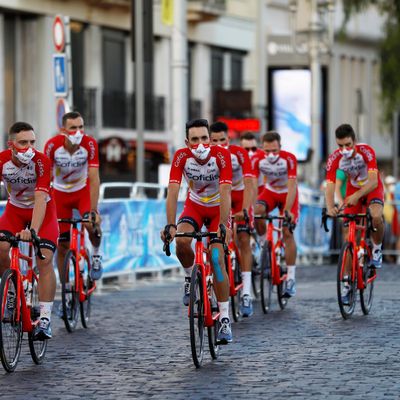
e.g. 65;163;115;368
187;0;226;22
74;87;165;131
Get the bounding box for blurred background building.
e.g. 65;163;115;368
0;0;393;185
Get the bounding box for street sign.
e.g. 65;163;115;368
53;15;65;52
53;54;68;97
56;98;70;130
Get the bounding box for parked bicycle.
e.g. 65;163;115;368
0;232;47;372
322;207;377;319
163;227;223;368
58;215;99;332
254;211;294;313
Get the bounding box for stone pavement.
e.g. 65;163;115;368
1;263;400;399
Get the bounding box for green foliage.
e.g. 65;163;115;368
343;0;400;122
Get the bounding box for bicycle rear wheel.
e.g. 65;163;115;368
189;265;205;368
251;239;261;299
230;251;242;322
0;269;23;372
28;270;47;364
207;279;220;360
260;242;273;314
61;250;80;332
360;246;375;315
337;242;357;319
80;251;93;328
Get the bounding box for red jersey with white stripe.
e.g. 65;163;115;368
44;134;99;193
228;145;254;191
253;150;297;194
169;146;232;207
0;149;51;209
326;143;381;189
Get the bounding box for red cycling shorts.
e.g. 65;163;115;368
178;198;230;232
344;181;384;215
0;199;59;252
256;187;299;224
231;190;253;231
54;186;91;236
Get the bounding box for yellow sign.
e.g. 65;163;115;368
162;0;174;26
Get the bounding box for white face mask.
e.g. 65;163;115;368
191;143;211;161
15;147;35;164
340;148;354;159
248;150;255;158
266;152;279;163
67;130;84;146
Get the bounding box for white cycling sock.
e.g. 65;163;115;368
39;301;53;321
372;242;382;252
241;271;252;297
287;265;296;280
218;301;229;321
184;266;193;278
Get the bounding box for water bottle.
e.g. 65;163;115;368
23;278;32;306
79;255;85;272
275;245;281;265
357;247;365;268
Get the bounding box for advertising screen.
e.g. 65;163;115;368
271;69;312;161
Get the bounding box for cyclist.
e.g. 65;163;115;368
44;111;102;291
240;132;265;196
210;121;255;317
161;118;233;344
325;124;384;302
0;122;58;340
253;131;299;298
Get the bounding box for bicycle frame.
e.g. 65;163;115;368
192;236;219;328
64;219;97;302
341;214;376;290
3;242;37;332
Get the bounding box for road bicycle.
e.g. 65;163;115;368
58;216;99;332
255;212;294;313
322;207;377;319
0;232;47;372
163;227;223;368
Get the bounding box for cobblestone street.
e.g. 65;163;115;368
1;263;400;399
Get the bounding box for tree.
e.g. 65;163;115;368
343;0;400;123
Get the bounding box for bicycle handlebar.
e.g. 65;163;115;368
321;207;377;233
162;224;226;257
254;211;295;233
0;231;45;260
58;212;101;238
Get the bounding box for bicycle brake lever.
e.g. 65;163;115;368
321;208;330;233
30;229;46;260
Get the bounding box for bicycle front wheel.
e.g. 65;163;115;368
28;270;47;364
360;246;375;315
277;265;288;310
80;251;93;328
0;269;23;372
207;279;220;360
189;264;205;368
337;242;357;319
61;250;80;332
230;252;242;322
260;242;273;314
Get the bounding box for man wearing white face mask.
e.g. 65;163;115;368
0;122;59;340
161;118;234;345
44;112;102;295
253;131;299;298
325;124;385;283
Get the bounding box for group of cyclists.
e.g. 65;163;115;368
162;118;385;345
0;112;103;341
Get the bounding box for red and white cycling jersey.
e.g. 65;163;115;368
169;146;232;207
0;149;51;209
250;149;266;189
44;134;99;193
326;143;381;189
253;150;297;194
228;145;254;191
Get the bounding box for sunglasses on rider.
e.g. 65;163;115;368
244;147;258;152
